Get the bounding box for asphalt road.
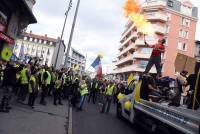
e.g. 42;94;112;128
0;92;69;134
72;101;145;134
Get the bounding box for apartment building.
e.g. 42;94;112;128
115;0;198;80
64;48;86;75
13;31;65;68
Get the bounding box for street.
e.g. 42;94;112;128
72;101;144;134
0;93;69;134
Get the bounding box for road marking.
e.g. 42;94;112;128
68;106;73;134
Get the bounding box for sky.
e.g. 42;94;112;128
28;0;200;73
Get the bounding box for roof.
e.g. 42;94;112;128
19;0;37;24
71;47;85;58
23;32;59;43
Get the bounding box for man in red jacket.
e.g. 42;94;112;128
144;38;166;77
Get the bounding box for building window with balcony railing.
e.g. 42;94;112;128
182;18;190;27
178;42;187;51
179;29;188;38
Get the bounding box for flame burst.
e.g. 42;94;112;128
123;0;154;35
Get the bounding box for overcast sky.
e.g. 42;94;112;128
27;0;200;73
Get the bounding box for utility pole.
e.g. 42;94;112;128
54;0;72;68
65;0;81;66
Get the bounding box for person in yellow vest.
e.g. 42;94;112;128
18;64;30;102
77;79;88;111
101;81;115;113
28;69;38;108
40;67;51;105
54;72;63;105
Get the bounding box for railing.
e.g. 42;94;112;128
142;0;166;8
118;43;135;57
116;55;133;66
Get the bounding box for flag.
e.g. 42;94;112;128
91;56;102;79
127;73;134;85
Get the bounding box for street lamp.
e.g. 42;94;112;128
65;0;81;67
54;0;72;68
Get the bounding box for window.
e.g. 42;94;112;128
166;25;170;33
34;38;38;43
29;38;33;41
167;13;171;21
168;0;173;7
178;42;187;51
50;42;53;45
182;18;190;26
179;29;188;38
24;37;27;40
140;48;152;54
44;40;47;44
39;40;42;44
138;60;148;68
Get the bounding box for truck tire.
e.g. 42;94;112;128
116;103;122;119
155;125;170;134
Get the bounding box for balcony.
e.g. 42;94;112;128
146;12;168;22
118;43;135;57
119;32;137;49
116;55;133;66
153;25;166;35
133;51;152;59
115;64;156;74
142;0;166;9
135;39;145;47
121;25;135;42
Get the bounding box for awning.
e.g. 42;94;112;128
0;31;15;45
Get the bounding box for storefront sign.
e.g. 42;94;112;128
0;31;15;45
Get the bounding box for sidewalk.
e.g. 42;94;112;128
0;89;69;134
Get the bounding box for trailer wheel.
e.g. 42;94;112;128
155;125;170;134
116;103;122;119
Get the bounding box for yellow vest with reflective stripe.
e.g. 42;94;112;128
55;79;62;90
106;85;115;96
20;68;28;84
28;75;36;93
80;83;88;96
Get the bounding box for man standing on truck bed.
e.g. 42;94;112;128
144;38;166;77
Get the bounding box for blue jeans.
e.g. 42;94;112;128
79;96;86;110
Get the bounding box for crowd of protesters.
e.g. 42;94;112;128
0;59;132;113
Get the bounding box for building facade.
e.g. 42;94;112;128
64;48;86;75
0;0;37;58
13;31;65;68
195;40;200;62
115;0;198;79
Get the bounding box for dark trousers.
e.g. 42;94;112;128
101;95;112;113
18;84;28;101
40;84;48;104
144;56;162;76
88;90;96;104
48;84;54;96
28;93;36;106
54;89;62;104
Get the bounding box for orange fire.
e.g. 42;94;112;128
123;0;154;35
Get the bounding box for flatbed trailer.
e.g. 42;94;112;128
117;79;200;134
